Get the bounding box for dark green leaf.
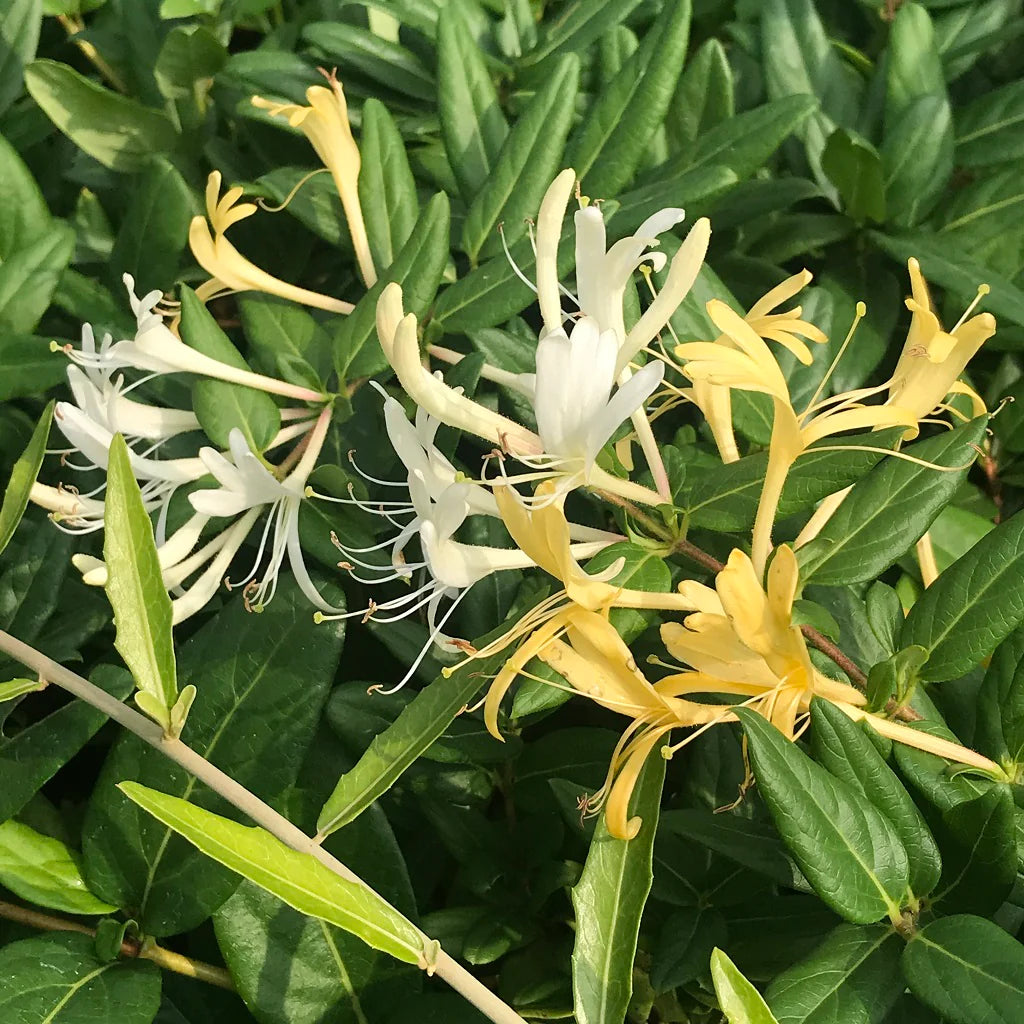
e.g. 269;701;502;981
975;628;1024;765
766;924;903;1024
180;286;281;452
24;59;178;171
0;932;160;1021
736;709;909;924
0;0;41;116
358;98;420;272
797;417;987;586
571;747;664;1024
436;2;508;199
461;55;579;262
665;38;733;150
0;132;50;257
0;400;52;558
651;907;726;992
520;0;642;73
809;699;941;896
956;79;1024;168
903;915;1024;1024
882;95;953;229
901;507;1024;682
822;128;886;223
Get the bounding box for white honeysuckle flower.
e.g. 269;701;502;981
319;392;616;689
59;276;326;403
30;482;108;533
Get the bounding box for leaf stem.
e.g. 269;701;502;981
0;629;528;1024
0;898;235;990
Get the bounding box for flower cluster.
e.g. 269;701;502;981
36;74;1002;838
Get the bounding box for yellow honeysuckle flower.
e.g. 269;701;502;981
189;171;354;315
251;73;376;287
664;270;827;464
677;300;916;576
887;258;994;432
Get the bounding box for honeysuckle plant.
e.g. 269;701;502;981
4;4;1024;1024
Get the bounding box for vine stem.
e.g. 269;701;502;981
0;898;235;990
0;630;527;1024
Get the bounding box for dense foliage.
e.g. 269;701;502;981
4;1;1024;1023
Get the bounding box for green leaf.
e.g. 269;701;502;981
956;79;1024;168
565;0;691;197
886;3;945;121
665;38;733;150
870;232;1024;328
571;746;665;1024
975;628;1024;766
119;781;428;965
110;157;197;295
520;0;642;73
0;222;75;334
461;55;579;263
735;709;909;924
0;677;42;702
237;293;328;388
333;191;450;380
0;819;115;915
82;580;345;936
901;508;1024;682
683;429;903;533
0;667;133;825
903;915;1024;1024
153;24;226;101
0;132;50;257
24;59;178;171
651;907;726;992
0;933;160;1021
103;434;178;734
809;699;941;896
711;948;781;1024
180;285;281;452
436;1;508;199
0;0;41;116
358;98;420;272
0;400;52;559
766;924;903;1024
882;94;953;229
797;417;987;586
822;128;886;224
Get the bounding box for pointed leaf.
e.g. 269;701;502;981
711;948;780;1024
0;399;52;558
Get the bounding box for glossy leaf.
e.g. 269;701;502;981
0;222;75;334
0;932;160;1021
103;433;178;733
120;781;429;966
572;747;665;1024
0;0;40;116
0;132;50;257
736;710;909;924
903;916;1024;1024
0;819;115;914
24;59;178;171
461;55;579;263
901;508;1024;682
0;399;52;558
711;948;780;1024
437;2;508;199
797;417;987;585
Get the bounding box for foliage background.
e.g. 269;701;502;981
3;0;1024;1022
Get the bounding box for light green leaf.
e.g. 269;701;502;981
103;434;178;733
797;417;987;586
461;55;579;263
0;933;160;1022
520;0;642;72
0;0;41;116
153;23;226;101
119;782;429;966
711;948;780;1024
901;508;1024;682
0;222;75;334
358;98;420;272
566;0;691;196
0;131;50;257
882;94;953;228
180;286;281;453
24;59;178;171
886;3;945;121
0;820;115;915
572;746;665;1024
437;1;508;199
0;399;53;558
0;677;43;702
903;915;1024;1024
735;710;909;924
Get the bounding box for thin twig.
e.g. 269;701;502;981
0;630;527;1024
0;899;235;990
